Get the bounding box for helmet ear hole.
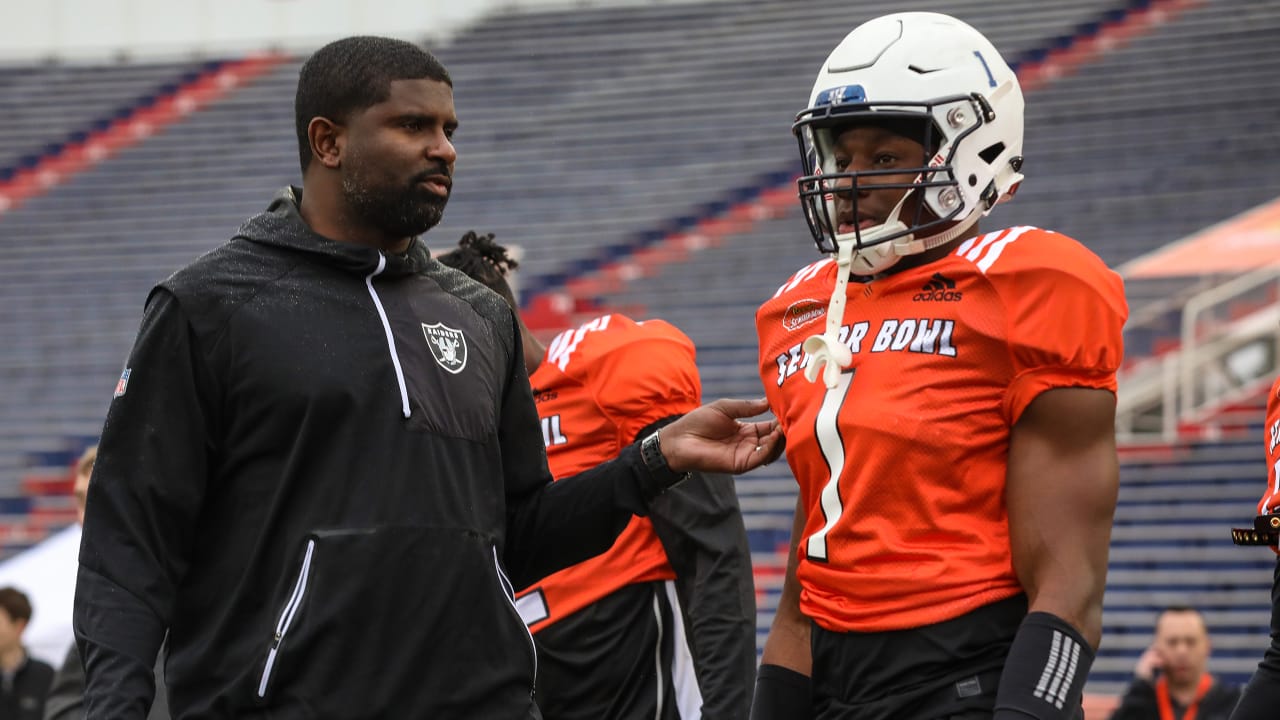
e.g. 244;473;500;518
968;174;978;187
978;142;1006;164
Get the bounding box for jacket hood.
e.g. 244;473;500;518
234;186;432;277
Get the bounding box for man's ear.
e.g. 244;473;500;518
308;116;344;170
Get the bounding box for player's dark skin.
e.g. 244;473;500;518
828;125;964;276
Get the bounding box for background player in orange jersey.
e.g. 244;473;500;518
750;12;1128;720
1227;374;1280;719
440;232;758;720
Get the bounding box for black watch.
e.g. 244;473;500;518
640;429;690;489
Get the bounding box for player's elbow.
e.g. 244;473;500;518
1022;558;1108;648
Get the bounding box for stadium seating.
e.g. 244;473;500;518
0;60;216;171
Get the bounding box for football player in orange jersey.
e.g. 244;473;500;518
439;232;758;720
1227;375;1280;719
750;12;1128;720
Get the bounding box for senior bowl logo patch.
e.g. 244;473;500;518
422;322;467;374
782;299;826;331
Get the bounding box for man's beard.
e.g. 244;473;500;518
342;169;449;241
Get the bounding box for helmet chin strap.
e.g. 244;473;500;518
802;241;855;389
893;205;982;257
802;193;982;390
802;191;914;389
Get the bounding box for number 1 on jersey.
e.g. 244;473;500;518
806;370;854;562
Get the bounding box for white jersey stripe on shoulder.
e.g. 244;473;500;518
960;229;1007;262
954;234;982;257
774;258;833;298
975;226;1033;273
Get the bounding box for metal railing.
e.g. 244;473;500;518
1116;267;1280;442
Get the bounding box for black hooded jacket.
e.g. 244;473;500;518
74;188;669;719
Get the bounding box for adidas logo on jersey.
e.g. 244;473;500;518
913;273;962;302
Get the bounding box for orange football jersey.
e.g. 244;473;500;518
1255;375;1280;519
514;313;702;632
756;226;1128;633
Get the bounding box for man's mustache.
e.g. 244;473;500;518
411;164;452;185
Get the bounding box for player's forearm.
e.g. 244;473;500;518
1013;556;1105;645
762;495;812;673
758;573;812;673
761;627;812;674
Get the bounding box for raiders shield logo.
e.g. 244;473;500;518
422;322;467;374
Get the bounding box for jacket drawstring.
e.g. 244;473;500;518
365;254;411;418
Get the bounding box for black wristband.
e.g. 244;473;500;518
994;612;1094;720
750;664;811;720
640;429;689;491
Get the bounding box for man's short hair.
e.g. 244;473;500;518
75;444;97;479
0;587;33;624
1158;605;1203;619
1155;605;1207;632
295;36;452;172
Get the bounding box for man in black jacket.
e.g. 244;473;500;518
73;36;782;719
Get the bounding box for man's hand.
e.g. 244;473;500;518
1134;644;1164;681
660;398;785;474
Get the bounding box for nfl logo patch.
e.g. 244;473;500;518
114;368;131;398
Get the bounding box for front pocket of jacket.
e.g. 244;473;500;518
257;538;315;699
251;526;539;715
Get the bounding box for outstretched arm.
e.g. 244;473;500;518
502;397;784;588
498;313;782;587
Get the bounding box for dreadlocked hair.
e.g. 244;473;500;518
438;231;520;308
458;231;519;275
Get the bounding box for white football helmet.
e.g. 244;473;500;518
794;12;1025;275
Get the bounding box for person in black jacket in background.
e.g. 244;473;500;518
73;36;783;720
0;587;53;720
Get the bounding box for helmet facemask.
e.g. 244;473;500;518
794;93;999;276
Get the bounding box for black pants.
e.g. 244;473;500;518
1231;556;1280;719
810;595;1027;720
534;581;694;720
